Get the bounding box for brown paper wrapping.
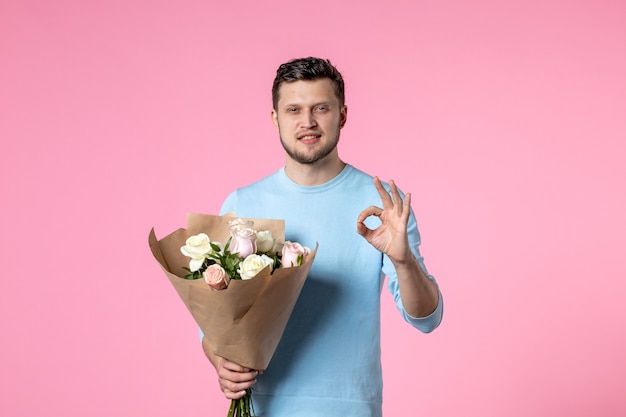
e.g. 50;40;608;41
149;213;317;370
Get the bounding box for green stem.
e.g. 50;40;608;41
226;389;254;417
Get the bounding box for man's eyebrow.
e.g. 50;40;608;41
283;101;332;107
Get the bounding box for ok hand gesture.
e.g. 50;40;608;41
356;177;413;264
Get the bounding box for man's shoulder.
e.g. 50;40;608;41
237;168;283;192
344;164;374;181
220;169;282;210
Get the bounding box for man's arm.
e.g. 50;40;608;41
356;177;440;318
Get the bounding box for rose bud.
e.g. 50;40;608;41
203;264;230;290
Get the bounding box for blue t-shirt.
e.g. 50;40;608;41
219;164;443;417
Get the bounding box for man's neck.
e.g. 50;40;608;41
284;156;346;187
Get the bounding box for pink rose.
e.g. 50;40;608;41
203;264;230;290
228;218;254;231
281;241;310;268
230;227;257;258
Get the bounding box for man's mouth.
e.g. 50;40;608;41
298;133;322;142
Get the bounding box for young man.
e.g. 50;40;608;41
203;57;443;416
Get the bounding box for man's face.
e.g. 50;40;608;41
272;78;347;165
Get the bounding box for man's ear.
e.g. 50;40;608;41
271;109;279;131
340;105;348;128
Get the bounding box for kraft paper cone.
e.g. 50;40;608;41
149;213;317;370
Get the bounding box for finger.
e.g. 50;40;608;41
219;372;258;399
356;221;369;237
219;366;258;383
402;192;412;223
223;385;251;400
356;205;383;223
222;370;257;382
220;373;256;387
221;359;251;373
373;177;393;209
388;179;404;215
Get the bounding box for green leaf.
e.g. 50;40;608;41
224;236;233;252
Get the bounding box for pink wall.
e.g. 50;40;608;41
1;0;625;415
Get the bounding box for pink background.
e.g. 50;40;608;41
1;0;625;415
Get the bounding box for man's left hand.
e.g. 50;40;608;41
357;177;413;264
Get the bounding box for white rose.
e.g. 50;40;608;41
238;254;275;280
271;240;284;255
180;233;212;272
255;230;275;253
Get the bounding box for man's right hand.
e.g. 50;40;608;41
202;337;260;399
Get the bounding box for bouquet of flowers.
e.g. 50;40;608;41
148;213;317;417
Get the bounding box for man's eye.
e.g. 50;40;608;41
287;107;298;113
316;106;327;111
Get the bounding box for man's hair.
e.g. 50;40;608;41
272;57;345;110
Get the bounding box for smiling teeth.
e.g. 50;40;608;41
300;135;318;140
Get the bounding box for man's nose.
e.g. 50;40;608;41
301;111;317;128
